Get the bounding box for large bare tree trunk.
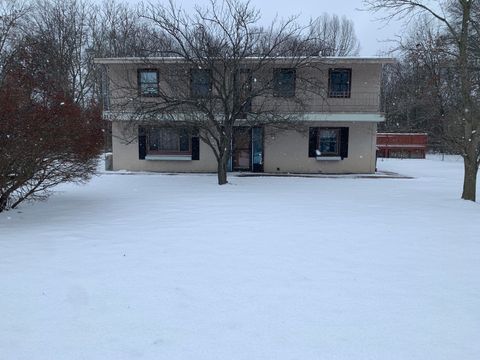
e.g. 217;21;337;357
458;1;477;201
216;125;232;185
217;153;229;185
462;145;478;201
0;194;8;213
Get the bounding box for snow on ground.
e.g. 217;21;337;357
0;156;479;360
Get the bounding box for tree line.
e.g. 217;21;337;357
368;0;480;201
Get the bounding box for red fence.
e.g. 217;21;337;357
376;133;428;159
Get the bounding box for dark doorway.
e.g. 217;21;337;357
232;127;251;171
232;127;263;172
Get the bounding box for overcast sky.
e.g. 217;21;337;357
168;0;405;56
125;0;406;55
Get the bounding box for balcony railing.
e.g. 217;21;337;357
250;91;382;114
107;91;382;115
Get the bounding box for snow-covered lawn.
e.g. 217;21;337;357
1;156;479;360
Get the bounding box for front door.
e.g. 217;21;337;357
232;127;263;172
232;127;251;171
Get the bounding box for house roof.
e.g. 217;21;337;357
94;56;396;65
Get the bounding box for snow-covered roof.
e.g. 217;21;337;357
94;56;395;65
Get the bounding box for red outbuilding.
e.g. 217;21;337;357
376;133;428;159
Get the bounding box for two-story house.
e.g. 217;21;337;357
95;57;394;174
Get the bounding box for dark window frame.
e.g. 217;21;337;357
190;68;212;98
146;127;192;156
137;69;159;97
273;68;296;98
328;68;352;98
317;127;341;156
309;127;349;159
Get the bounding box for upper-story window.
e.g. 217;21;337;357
328;68;351;98
191;69;212;98
273;68;295;97
138;69;159;96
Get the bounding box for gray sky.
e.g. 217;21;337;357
171;0;405;56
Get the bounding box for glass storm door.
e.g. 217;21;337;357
251;127;263;172
232;127;263;172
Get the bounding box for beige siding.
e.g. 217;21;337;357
112;121;378;174
255;63;382;113
264;122;377;174
111;121;218;172
105;62;382;114
107;63;191;110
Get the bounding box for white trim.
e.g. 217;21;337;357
378;132;428;136
103;111;207;122
316;156;342;161
377;144;426;148
103;111;385;123
301;113;384;122
145;155;192;161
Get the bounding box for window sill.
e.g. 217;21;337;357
139;94;160;97
316;156;342;161
273;94;295;98
145;155;192;161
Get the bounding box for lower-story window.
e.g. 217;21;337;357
308;127;349;159
138;126;200;160
147;127;191;155
318;128;340;156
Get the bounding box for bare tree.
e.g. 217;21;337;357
0;0;29;85
27;0;98;106
365;0;480;201
310;13;360;56
91;0;164;58
381;19;461;152
115;0;323;185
